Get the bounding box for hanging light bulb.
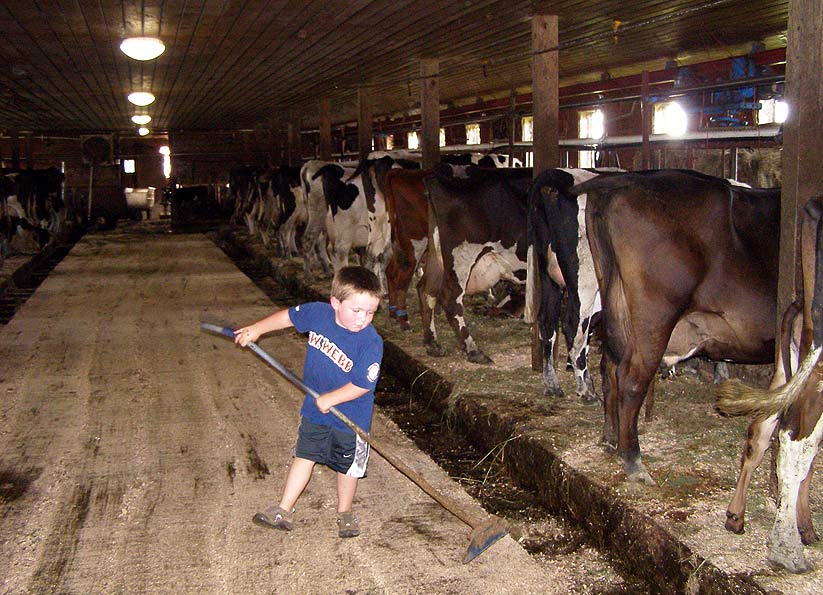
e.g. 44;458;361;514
120;37;165;61
131;114;152;125
138;127;150;136
128;92;155;106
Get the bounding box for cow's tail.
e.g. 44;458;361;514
716;344;822;418
583;184;627;359
524;171;548;325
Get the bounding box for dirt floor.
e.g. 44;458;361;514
0;221;640;595
219;225;823;595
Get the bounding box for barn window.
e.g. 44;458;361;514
159;146;171;179
466;123;481;145
122;159;136;174
385;134;394;150
578;109;604;168
579;109;604;139
758;98;788;125
407;129;445;149
521;116;533;142
653;101;688;136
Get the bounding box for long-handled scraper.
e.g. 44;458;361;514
201;322;508;563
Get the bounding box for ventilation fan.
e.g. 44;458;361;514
80;134;114;165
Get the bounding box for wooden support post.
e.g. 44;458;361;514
420;59;440;170
319;97;332;161
509;88;516;162
529;14;559;372
777;0;823;339
358;88;373;160
287;120;301;166
11;128;20;171
641;71;651;170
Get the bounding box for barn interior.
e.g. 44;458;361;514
3;1;823;594
0;1;796;199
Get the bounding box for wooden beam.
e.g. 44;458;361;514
530;14;559;175
777;0;823;337
420;59;440;170
529;14;559;371
287;120;301;166
319;97;332;161
641;71;652;169
358;88;373;160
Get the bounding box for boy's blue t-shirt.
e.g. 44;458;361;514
288;301;383;433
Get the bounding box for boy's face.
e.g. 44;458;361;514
330;291;380;332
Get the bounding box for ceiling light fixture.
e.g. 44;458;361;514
128;92;155;106
138;127;150;136
131;115;152;125
120;37;165;61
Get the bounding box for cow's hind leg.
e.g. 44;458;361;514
767;424;819;573
600;352;618;451
386;249;415;331
725;413;778;535
440;282;491;364
797;462;819;545
417;262;445;357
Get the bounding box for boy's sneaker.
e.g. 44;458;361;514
253;506;293;531
336;511;360;538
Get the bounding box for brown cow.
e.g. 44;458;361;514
382;168;431;330
581;169;780;484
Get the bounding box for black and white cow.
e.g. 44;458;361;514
527;168;617;399
417;164;533;363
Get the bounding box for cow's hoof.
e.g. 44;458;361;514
579;391;599;405
543;386;565;398
467;350;493;364
425;343;446;357
724;511;745;535
767;550;809;574
626;468;656;486
800;526;820;546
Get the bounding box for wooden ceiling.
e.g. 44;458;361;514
0;0;788;136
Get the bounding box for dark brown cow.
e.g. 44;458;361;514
382;168;431;330
717;196;823;573
581;169;780;484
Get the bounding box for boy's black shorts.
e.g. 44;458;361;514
294;418;370;477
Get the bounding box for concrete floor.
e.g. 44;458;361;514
0;222;585;595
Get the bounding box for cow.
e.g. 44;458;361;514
382;168;431;330
716;196;823;573
272;165;304;257
0;169;59;263
527;168;623;400
228;164;260;228
417;164;533;363
580;169;780;484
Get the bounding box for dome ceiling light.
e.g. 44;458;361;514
120;37;165;61
131;115;152;125
138;127;150;136
128;92;155;106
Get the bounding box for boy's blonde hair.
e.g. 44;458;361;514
331;266;382;302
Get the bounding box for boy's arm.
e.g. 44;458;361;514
315;382;370;414
234;309;293;346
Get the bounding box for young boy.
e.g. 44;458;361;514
234;265;383;538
